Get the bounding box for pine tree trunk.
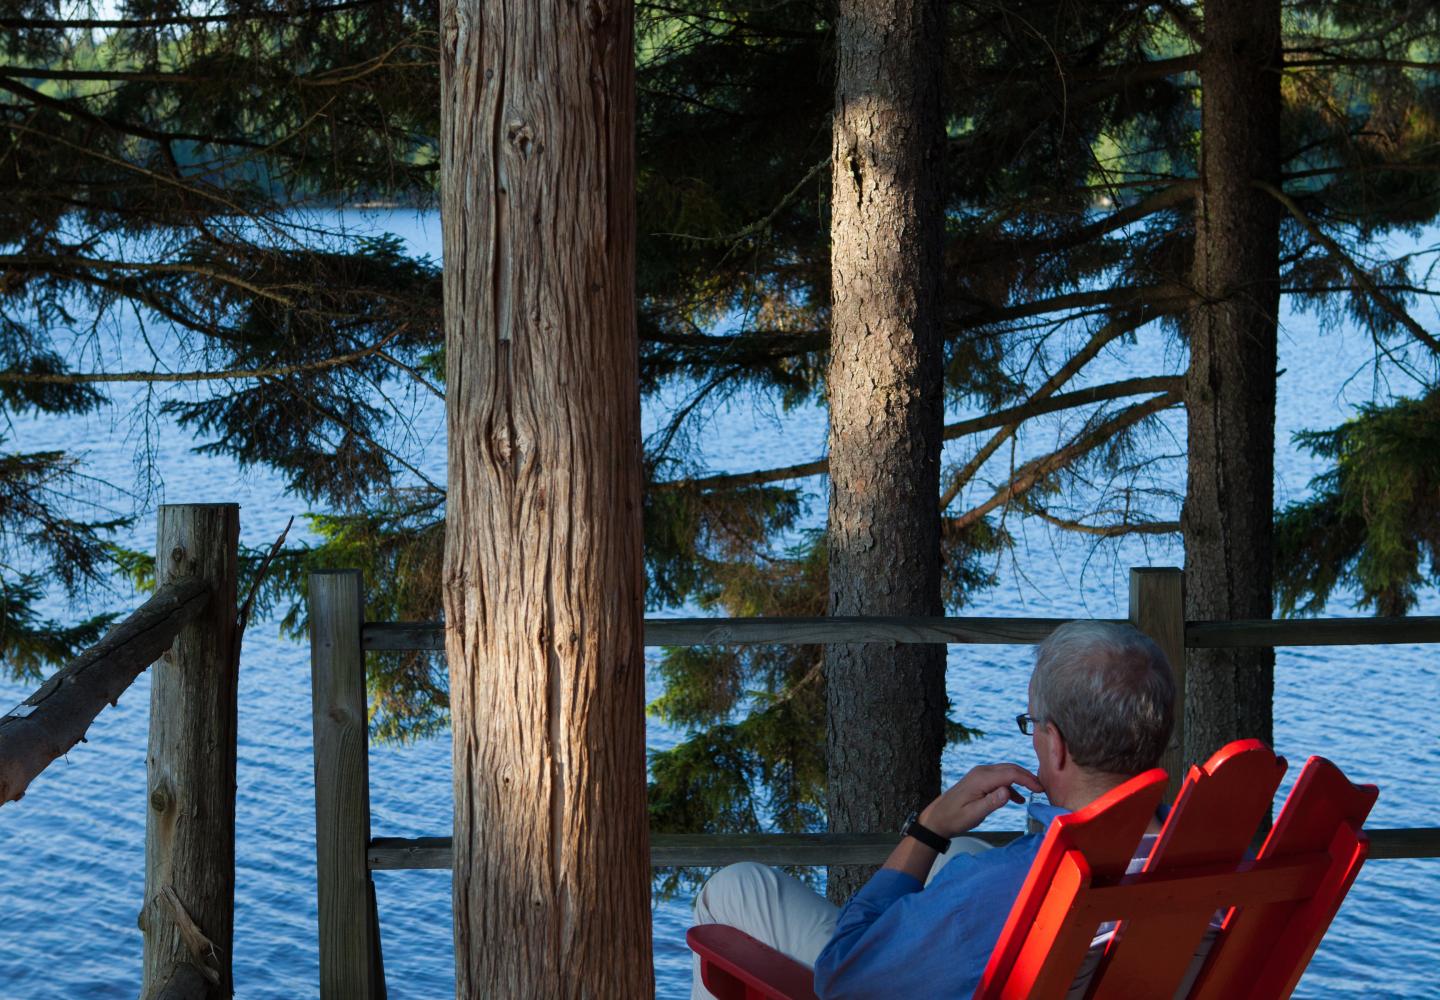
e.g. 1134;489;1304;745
1182;0;1282;767
438;1;652;994
825;0;946;903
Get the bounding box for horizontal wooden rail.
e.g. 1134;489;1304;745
368;827;1439;870
0;577;209;807
1186;616;1440;647
363;617;1084;650
363;615;1440;651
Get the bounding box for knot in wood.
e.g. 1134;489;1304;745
441;8;459;51
506;120;536;159
150;779;173;814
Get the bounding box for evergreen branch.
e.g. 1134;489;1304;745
654;156;829;257
0;41;431;89
645;329;825;356
637;3;820;41
0;254;297;307
1285;56;1440;73
0;1;381;30
1029;509;1179;537
377;352;445;399
1283;162;1440;182
1156;0;1203;44
972;182;1197;264
954;284;1194;329
947;391;1183;530
6;122;269;220
654;375;1181;492
1257;181;1440;355
275;382;444;495
234;518;294;663
937;312;1156;510
298;43;437;87
0;66;211;84
1054;53;1199;108
0;328;406;385
0;75;267;150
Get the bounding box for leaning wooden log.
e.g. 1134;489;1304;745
0;576;209;807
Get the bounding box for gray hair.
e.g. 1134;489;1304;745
1029;620;1175;776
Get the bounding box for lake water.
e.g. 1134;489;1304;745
2;210;1437;998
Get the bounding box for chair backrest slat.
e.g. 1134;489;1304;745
1186;757;1377;1000
1086;740;1287;998
974;742;1376;1000
975;769;1164;998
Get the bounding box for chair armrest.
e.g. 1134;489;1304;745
686;924;821;1000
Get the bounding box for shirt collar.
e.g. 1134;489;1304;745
1024;795;1171;829
1026;796;1068;828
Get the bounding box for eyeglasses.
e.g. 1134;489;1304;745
1016;713;1040;736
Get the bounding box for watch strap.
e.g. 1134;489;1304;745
901;812;950;853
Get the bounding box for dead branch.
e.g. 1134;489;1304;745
1257;180;1440;354
0;328;406;385
0;578;208;806
947;390;1183;530
655;374;1181;493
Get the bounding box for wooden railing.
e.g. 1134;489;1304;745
0;504;241;1000
311;567;1440;998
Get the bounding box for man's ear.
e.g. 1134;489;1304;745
1045;722;1068;773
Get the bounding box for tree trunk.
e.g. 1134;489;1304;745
142;504;240;1000
825;0;946;903
1182;0;1282;766
439;0;652;994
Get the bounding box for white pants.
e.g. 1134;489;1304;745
689;838;992;1000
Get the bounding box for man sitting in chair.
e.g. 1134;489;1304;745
690;620;1177;999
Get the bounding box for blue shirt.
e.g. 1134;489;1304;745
812;800;1069;999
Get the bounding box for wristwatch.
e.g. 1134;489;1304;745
900;811;950;853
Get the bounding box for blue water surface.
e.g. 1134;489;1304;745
1;209;1437;998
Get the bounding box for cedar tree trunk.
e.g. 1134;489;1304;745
1183;0;1282;765
825;0;947;903
438;0;652;994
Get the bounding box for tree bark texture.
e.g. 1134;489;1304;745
439;0;652;995
826;0;947;903
142;504;240;1000
1182;0;1282;767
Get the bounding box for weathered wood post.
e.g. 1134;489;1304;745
1129;567;1187;801
142;503;240;999
310;570;384;999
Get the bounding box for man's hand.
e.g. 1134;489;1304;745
918;763;1044;839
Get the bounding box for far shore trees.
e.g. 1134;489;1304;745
437;0;653;992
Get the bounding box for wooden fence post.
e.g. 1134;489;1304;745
310;570;384;1000
1129;567;1186;802
142;503;240;999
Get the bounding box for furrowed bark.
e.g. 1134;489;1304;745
439;0;652;993
1182;0;1282;767
825;0;947;903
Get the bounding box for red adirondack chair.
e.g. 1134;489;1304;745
687;739;1377;999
